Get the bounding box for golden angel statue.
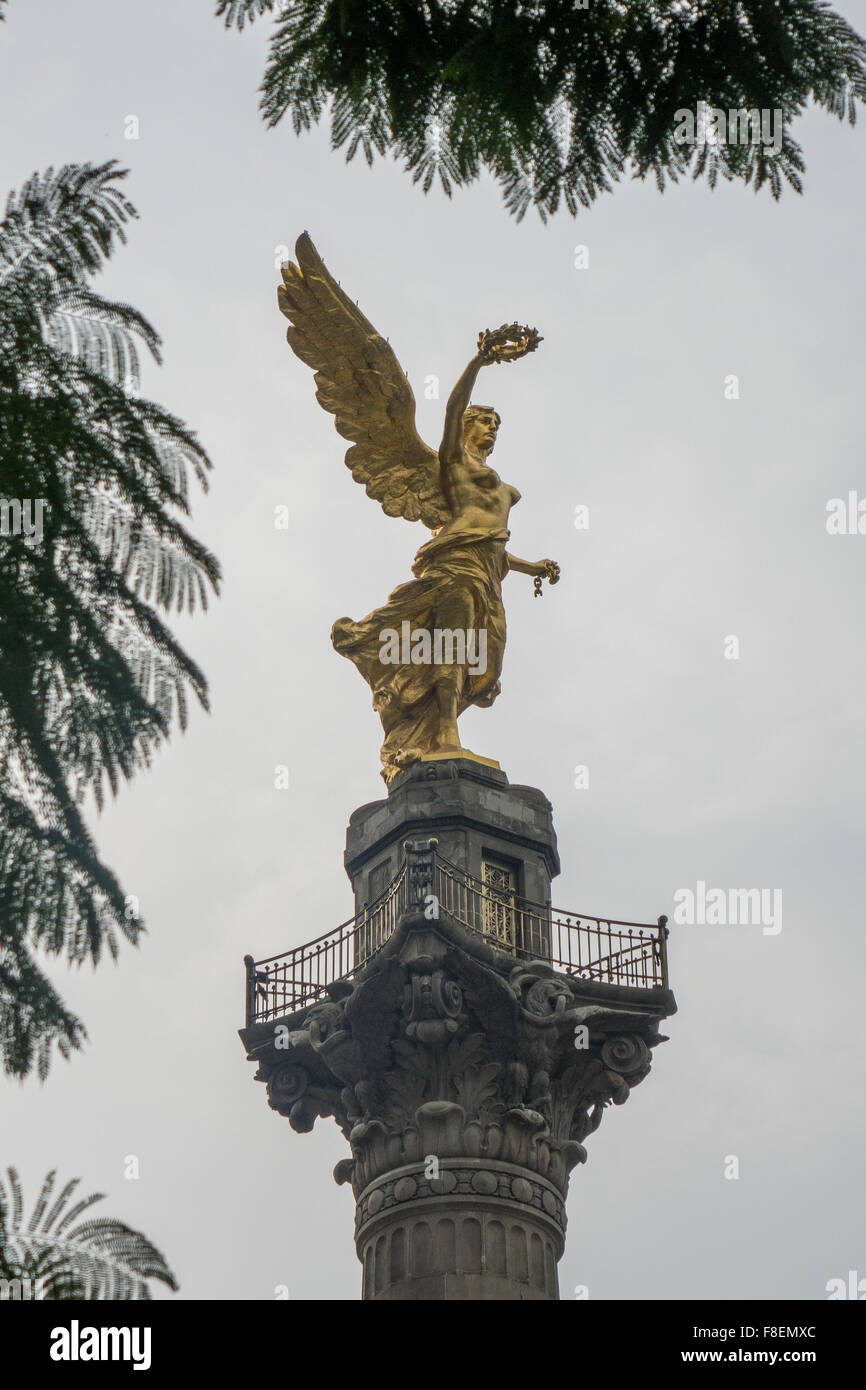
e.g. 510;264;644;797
278;234;560;783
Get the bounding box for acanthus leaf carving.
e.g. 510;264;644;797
254;915;669;1196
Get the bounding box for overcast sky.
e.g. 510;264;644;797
2;0;865;1301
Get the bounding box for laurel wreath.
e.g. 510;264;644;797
477;322;543;364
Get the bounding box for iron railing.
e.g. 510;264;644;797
435;855;668;989
245;862;408;1024
244;842;669;1025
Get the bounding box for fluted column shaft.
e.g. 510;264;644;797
356;1158;564;1300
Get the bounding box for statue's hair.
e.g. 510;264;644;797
463;404;501;430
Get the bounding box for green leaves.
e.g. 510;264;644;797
0;1168;178;1299
216;0;276;29
218;0;866;220
0;163;220;1079
0;163;137;299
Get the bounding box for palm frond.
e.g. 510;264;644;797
0;1168;177;1299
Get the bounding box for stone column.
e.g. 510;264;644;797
240;762;675;1301
355;1152;564;1300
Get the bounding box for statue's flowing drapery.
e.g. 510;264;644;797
332;527;509;780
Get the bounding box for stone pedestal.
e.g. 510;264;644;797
240;761;675;1300
346;758;560;913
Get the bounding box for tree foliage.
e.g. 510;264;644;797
0;1167;177;1299
217;0;866;219
0;163;220;1079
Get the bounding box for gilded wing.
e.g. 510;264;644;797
278;233;449;529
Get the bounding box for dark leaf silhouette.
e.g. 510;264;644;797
0;1167;177;1300
216;0;866;220
0;163;220;1078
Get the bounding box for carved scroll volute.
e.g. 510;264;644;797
600;1034;651;1086
267;1063;318;1131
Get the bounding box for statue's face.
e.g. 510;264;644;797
464;409;500;454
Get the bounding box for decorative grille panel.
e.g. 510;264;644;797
481;857;517;949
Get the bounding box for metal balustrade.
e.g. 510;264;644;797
244;845;669;1025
